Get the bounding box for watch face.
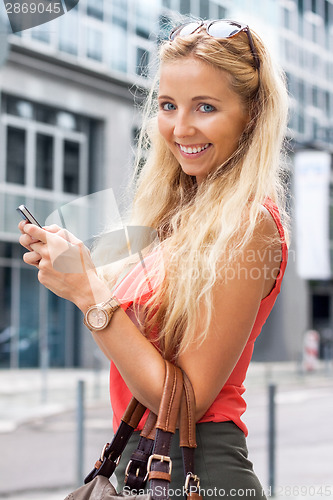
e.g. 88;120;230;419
86;307;108;330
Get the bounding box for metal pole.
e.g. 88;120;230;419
76;380;85;487
268;383;276;497
40;287;49;403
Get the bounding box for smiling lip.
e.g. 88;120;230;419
176;143;211;158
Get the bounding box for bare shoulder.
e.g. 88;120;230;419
255;204;280;242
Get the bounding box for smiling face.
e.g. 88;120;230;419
157;56;250;184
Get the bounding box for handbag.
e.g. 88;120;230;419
64;361;202;500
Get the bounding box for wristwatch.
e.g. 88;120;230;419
84;296;121;332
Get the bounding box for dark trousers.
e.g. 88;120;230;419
115;421;267;499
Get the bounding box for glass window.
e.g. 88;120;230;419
298;46;305;67
218;6;226;19
0;266;11;368
298;80;305;104
136;0;153;39
64;140;80;194
6;127;26;185
19;267;40;368
324;0;329;26
298;9;304;35
87;0;104;20
298;112;305;133
136;47;149;77
112;0;127;29
31;24;51;44
312;86;318;107
63;0;80;10
36;105;56;125
59;9;78;55
324;1;333;48
180;0;191;14
86;27;103;62
200;0;209;20
36;134;54;190
34;199;54;227
57;111;77;130
325;91;330;118
48;293;67;367
110;25;127;72
2;193;25;234
283;7;291;29
289;108;297;132
6;97;33;119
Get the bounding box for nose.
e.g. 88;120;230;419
173;110;196;138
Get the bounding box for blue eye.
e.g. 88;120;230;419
161;102;176;111
200;104;215;113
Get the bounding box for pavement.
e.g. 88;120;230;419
0;361;332;500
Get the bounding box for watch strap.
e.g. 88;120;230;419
84;296;121;331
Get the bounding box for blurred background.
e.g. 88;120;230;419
0;0;332;498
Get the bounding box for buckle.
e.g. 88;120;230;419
100;443;121;466
147;454;172;475
100;443;109;462
184;472;200;493
125;459;149;482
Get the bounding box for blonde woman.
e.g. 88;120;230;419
19;18;289;499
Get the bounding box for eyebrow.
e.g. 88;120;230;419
158;95;221;102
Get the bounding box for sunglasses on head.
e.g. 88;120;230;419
169;19;260;72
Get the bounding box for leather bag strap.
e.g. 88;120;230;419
125;369;201;499
124;411;157;489
146;362;183;500
84;399;146;483
180;371;200;498
84;360;182;487
85;361;202;500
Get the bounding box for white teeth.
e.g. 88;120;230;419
180;143;209;154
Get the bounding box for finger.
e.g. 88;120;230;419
30;241;46;254
23;223;48;243
43;224;62;234
18;220;29;234
23;250;41;268
43;226;83;246
19;233;40;251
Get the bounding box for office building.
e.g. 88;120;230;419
1;0;332;368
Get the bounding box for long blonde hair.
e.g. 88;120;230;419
95;20;290;360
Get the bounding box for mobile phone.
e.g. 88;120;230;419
16;205;42;228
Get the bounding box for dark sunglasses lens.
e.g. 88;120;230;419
207;21;241;38
170;22;201;40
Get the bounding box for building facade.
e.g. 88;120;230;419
0;0;160;368
1;0;332;369
0;0;228;369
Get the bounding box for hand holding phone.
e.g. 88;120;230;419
16;205;42;228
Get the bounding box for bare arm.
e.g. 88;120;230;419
18;209;281;420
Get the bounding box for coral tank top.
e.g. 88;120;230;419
109;197;288;436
